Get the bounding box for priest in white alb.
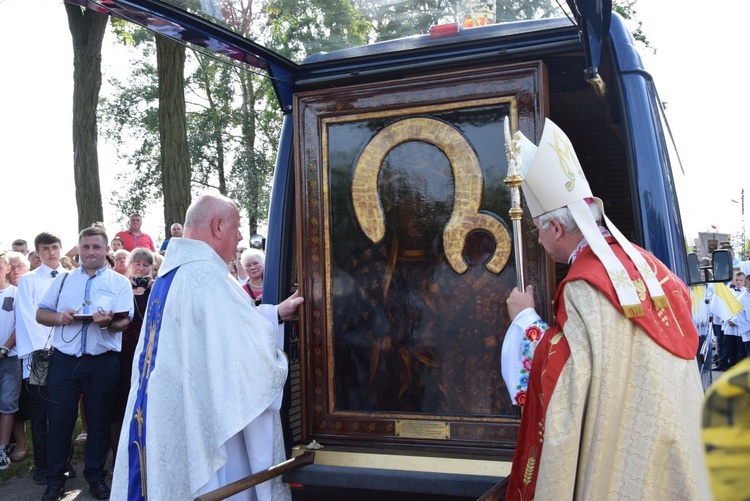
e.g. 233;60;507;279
112;194;303;500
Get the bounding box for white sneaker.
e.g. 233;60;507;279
0;448;10;470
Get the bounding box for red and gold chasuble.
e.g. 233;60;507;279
505;238;698;500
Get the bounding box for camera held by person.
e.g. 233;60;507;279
132;276;149;288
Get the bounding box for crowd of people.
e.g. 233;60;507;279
0;213;163;499
691;243;750;371
0;205;292;501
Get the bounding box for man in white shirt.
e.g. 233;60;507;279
37;226;133;500
14;232;67;484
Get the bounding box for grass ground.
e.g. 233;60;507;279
0;417;84;483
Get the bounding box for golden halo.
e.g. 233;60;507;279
351;117;511;274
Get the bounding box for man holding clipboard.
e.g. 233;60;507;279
36;226;134;500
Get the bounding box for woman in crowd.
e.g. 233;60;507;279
151;252;164;279
111;248;154;469
113;249;130;276
241;248;265;305
59;256;75;271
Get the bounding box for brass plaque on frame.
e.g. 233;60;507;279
395;420;451;440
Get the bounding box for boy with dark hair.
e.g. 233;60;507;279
14;232;67;484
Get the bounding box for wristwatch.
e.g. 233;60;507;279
0;346;8;358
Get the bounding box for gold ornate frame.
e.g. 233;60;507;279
295;62;549;453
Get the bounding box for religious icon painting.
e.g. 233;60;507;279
294;61;551;453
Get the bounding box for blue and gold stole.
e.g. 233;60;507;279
127;267;179;500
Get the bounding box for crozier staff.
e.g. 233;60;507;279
112;194;303;501
500;119;710;500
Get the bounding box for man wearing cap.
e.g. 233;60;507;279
501;119;710;499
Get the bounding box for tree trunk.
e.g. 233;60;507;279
238;71;258;236
156;35;191;236
65;4;108;231
198;58;227;195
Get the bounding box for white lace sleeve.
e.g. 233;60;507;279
501;308;548;406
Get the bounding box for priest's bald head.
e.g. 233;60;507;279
184;194;243;264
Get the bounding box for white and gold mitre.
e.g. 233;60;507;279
518;119;590;218
516;118;667;317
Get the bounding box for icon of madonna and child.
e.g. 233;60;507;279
327;116;523;419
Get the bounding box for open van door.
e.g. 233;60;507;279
566;0;612;82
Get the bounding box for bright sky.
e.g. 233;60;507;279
0;0;746;252
0;0;141;250
633;0;748;245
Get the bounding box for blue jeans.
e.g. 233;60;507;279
46;349;118;487
0;356;21;413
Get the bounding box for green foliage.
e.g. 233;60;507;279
100;30;161;221
494;0;561;22
186;53;235;192
100;20;281;231
613;0;654;53
357;0;451;41
266;0;371;60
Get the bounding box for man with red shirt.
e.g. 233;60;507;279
115;213;155;252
